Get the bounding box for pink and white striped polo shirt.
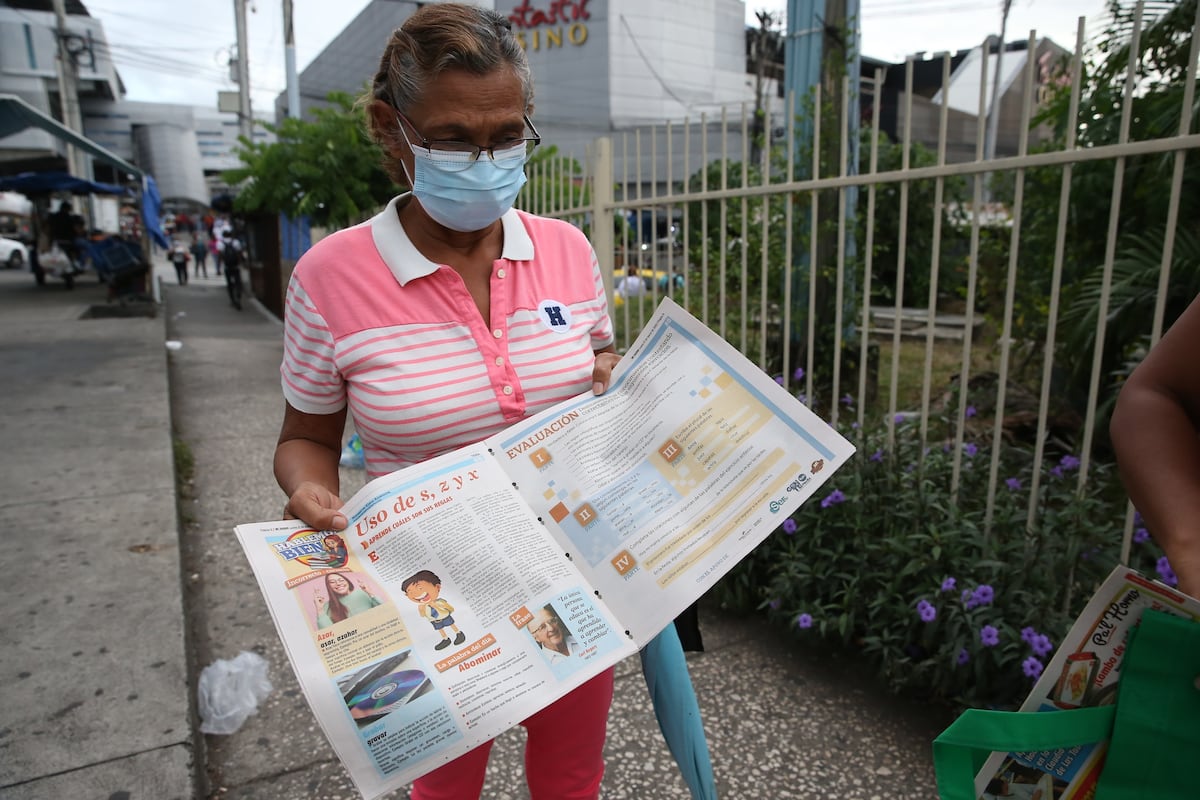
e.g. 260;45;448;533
281;195;614;476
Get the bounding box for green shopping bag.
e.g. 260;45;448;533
933;609;1200;800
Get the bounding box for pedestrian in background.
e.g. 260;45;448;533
209;236;222;276
191;233;208;279
169;241;189;285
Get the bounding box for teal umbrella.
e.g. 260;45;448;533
640;624;718;799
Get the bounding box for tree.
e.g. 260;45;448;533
222;91;396;229
1018;0;1199;415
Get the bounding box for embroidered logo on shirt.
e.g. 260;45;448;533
538;300;573;334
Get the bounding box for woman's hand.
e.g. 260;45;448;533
283;480;348;531
592;348;621;395
313;591;326;610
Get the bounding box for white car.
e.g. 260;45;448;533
0;236;28;269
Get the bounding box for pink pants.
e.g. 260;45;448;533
410;667;614;800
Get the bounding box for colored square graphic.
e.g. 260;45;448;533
611;550;637;576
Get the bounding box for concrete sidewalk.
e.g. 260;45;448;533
0;259;952;800
0;266;193;799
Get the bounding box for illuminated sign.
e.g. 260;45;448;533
508;0;591;51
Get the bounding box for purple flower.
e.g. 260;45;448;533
782;518;798;535
965;405;977;418
1133;527;1150;544
1031;634;1054;658
961;589;973;605
841;393;854;406
972;584;995;606
796;613;813;629
820;489;846;508
1005;477;1022;491
793;366;805;381
1133;510;1143;526
963;442;979;457
917;600;937;622
870;449;884;463
894;413;906;424
1020;626;1037;644
768;598;781;610
850;421;860;430
980;625;1000;647
774;375;785;385
796;392;808;405
940;576;957;592
1059;454;1081;470
1050;465;1064;478
1022;656;1044;679
1157;556;1179;587
957;648;970;665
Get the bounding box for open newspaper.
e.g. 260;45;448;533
235;297;855;799
973;565;1200;799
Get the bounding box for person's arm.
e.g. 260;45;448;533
274;401;349;530
1110;294;1200;597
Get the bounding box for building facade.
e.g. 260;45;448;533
0;0;272;208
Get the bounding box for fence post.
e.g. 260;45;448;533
591;136;616;304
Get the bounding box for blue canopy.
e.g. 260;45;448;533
0;171;130;196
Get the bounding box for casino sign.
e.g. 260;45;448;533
507;0;591;51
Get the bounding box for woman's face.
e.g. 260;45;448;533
323;535;341;550
394;67;527;190
326;574;352;596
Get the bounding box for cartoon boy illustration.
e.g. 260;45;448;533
402;570;465;651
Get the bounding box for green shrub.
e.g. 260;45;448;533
712;407;1171;712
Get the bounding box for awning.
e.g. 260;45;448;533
0;93;143;178
0;171;129;196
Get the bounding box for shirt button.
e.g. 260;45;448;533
497;268;506;279
495;357;504;366
493;329;503;339
502;385;514;395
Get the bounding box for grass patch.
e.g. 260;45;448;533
173;437;196;525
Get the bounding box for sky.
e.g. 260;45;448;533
85;0;1112;113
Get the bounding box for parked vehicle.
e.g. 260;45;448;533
0;236;28;269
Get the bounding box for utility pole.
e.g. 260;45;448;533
51;0;85;177
751;10;776;165
984;0;1013;165
283;0;300;119
234;0;253;141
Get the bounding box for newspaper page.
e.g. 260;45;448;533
494;297;857;643
235;298;854;798
974;566;1200;800
237;445;640;799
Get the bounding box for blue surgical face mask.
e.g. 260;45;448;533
400;134;528;233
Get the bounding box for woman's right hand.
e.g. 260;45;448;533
313;591;326;609
283;480;348;531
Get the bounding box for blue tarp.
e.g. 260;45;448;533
142;175;169;250
0;171;130;196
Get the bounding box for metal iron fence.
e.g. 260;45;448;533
522;2;1200;558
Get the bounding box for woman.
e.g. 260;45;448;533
273;5;618;798
1111;293;1200;598
317;533;348;568
313;571;381;629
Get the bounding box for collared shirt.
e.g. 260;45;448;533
281;195;614;476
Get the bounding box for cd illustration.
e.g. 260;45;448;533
347;669;428;719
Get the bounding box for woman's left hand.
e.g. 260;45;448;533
592;349;621;395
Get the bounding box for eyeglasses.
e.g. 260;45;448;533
529;617;560;636
397;111;540;172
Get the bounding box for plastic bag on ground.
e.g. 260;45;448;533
340;433;365;469
197;650;273;734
